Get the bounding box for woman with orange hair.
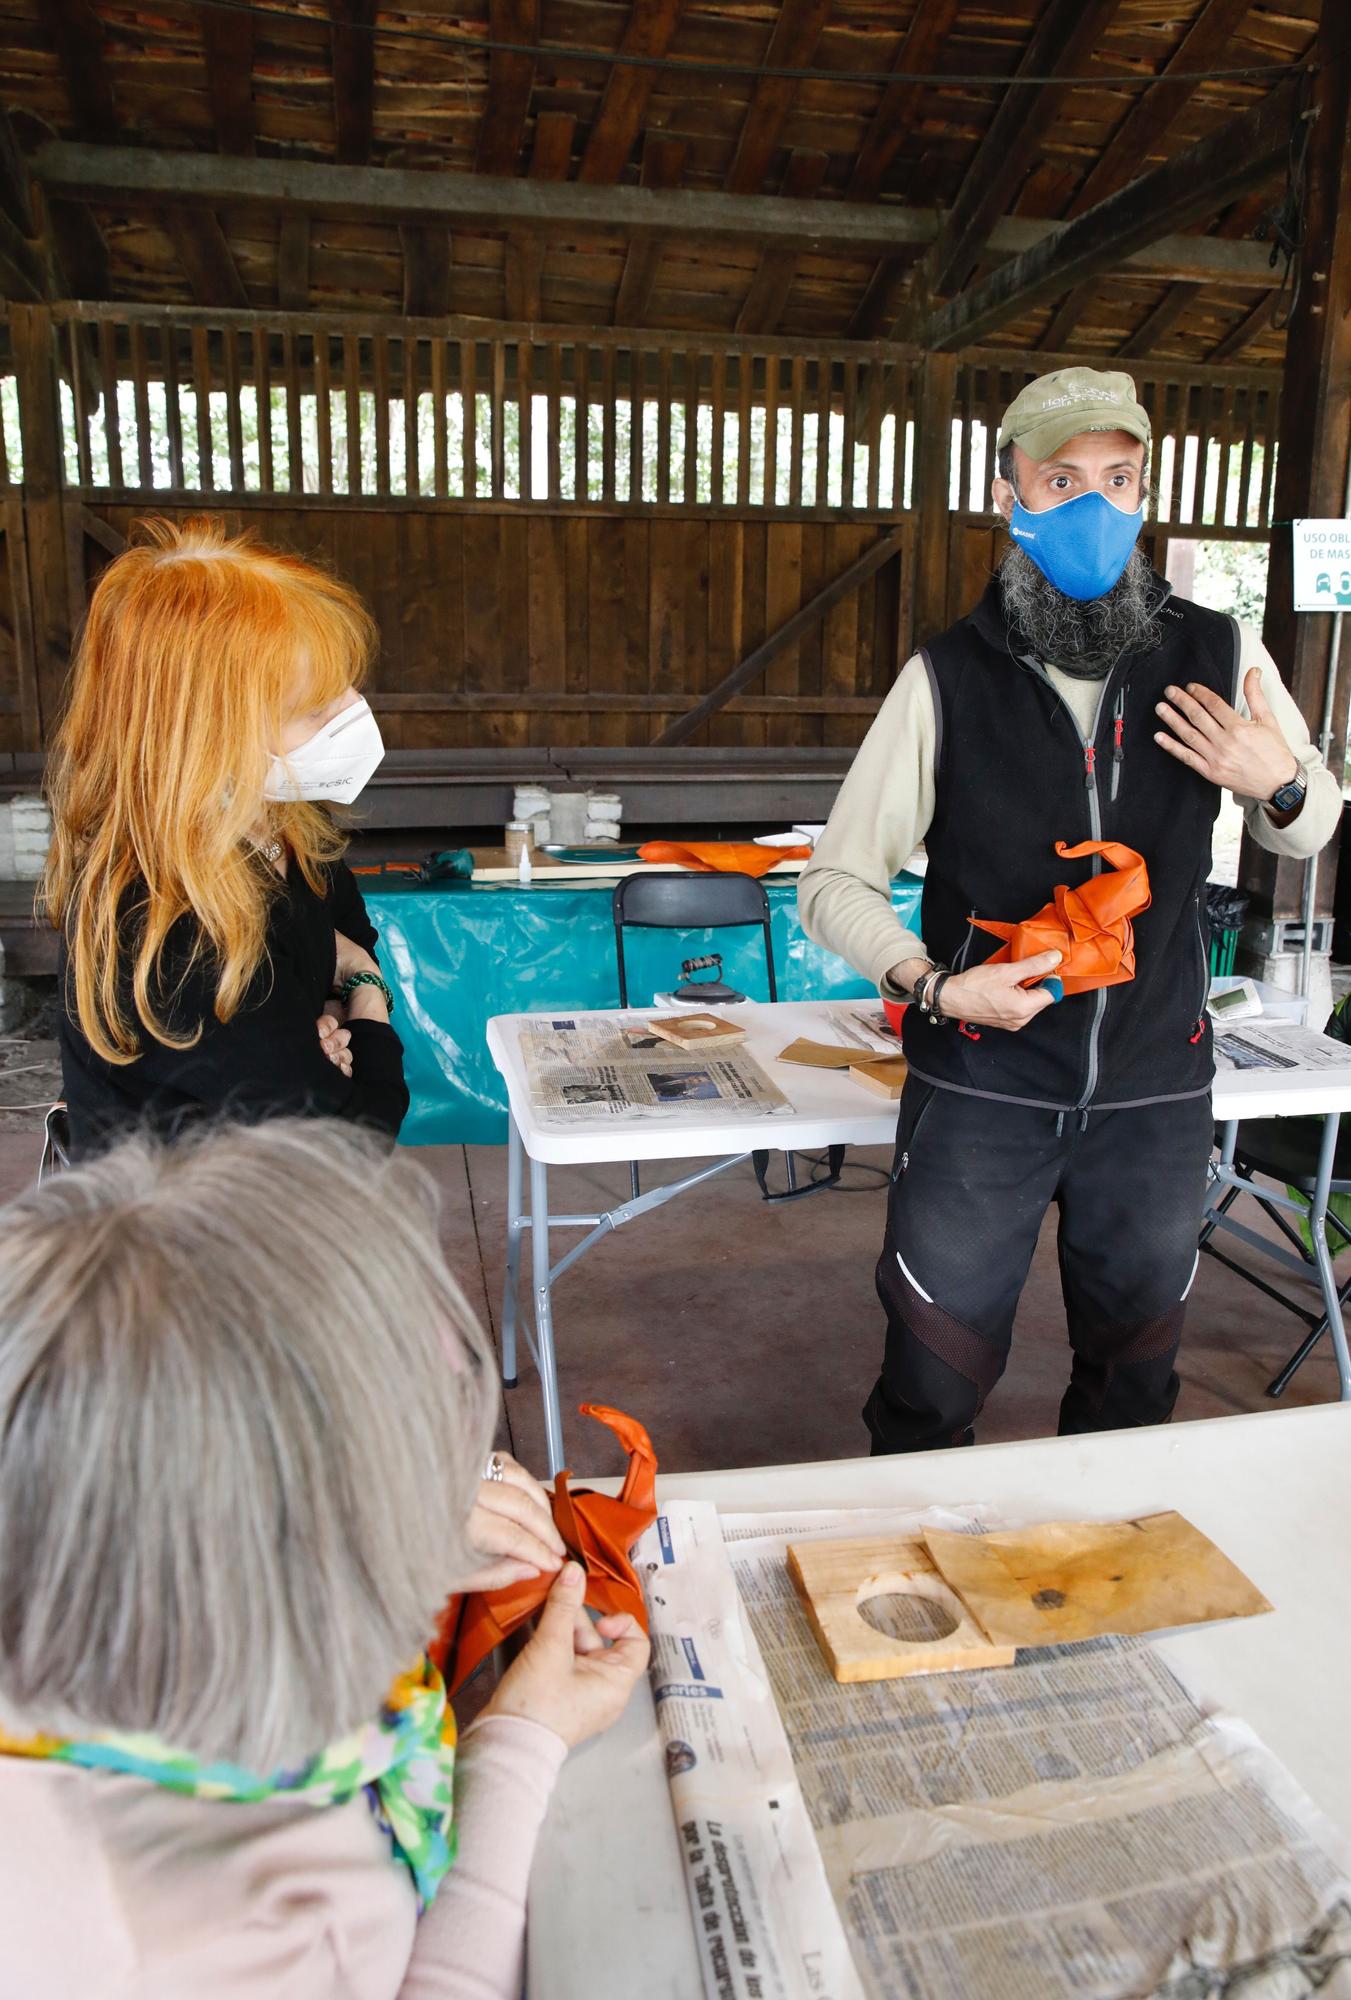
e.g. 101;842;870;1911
44;517;409;1154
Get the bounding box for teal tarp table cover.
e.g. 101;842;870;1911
360;872;923;1145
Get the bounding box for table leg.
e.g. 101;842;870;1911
1200;1119;1239;1240
531;1155;566;1476
1306;1112;1351;1401
501;1112;525;1390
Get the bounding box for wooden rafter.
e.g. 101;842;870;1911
920;80;1300;351
401;225;451;318
330;0;377;166
28;144;1283;286
45;2;243;308
44;0;117;144
1116;283;1196;358
203;5;256;157
277;213;311;310
1209;292;1278;361
614;135;686;327
5;109;107;300
724;0;833;198
921;0;1128;299
736;149;827;335
475;0;538;178
1068;0;1256;218
847;0;960;204
504;112;574;321
578;0;683;185
166;211;249;311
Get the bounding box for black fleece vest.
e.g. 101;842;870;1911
903;577;1240;1111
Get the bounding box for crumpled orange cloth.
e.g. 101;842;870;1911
638;840;812;878
972;840;1151;997
431;1404;657;1695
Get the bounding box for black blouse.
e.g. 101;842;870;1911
59;860;409;1157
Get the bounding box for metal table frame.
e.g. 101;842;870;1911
1202;1112;1351;1399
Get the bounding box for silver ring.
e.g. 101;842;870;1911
485;1453;505;1482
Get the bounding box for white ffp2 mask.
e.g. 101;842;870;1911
264;697;386;803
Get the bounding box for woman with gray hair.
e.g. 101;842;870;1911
0;1119;648;1997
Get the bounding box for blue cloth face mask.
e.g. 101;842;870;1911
1008;488;1144;602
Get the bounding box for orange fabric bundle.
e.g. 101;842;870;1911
432;1404;657;1695
972;840;1151;997
638;840;812;878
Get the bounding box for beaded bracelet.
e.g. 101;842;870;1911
337;970;394;1013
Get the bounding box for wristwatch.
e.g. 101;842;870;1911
1268;765;1307;816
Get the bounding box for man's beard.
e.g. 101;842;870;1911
998;545;1165;679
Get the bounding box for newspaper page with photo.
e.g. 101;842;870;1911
632;1501;1351;2000
519;1017;794;1126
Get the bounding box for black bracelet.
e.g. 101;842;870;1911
927;971;953;1025
339;970;394;1012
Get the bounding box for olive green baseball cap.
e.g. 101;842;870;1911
998;366;1151;464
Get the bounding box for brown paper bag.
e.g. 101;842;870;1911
923;1511;1272;1649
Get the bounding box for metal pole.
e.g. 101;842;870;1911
1298;454;1351;998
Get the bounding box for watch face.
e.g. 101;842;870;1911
1272;776;1307;811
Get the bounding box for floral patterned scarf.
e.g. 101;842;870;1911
0;1653;457;1911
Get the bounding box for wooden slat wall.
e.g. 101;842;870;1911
0;304;1284;759
83;501;909;752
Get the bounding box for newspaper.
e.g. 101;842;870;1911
634;1501;1351;2000
1215;1020;1351;1075
519;1016;793;1126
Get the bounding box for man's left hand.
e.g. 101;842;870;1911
1155;668;1300;804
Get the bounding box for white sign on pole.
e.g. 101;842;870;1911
1292;519;1351;611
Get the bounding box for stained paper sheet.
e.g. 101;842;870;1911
636;1502;1351;2000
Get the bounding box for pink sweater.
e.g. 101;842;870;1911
0;1714;568;1999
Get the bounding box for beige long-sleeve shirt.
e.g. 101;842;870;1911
799;622;1342;991
0;1712;568;2000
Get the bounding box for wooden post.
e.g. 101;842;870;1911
10;301;72;738
1240;27;1351;930
912;350;957;645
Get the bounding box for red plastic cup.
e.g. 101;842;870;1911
882;996;908;1038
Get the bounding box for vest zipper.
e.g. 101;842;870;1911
1020;653;1121;1110
1110;688;1126;802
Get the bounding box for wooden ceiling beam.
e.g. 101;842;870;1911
277;213;311;310
847;0;960;204
5;108;109;300
503;112;574;321
1116;282;1196;358
614;134;686;327
475;0;538;178
44;0;118;144
1040;283;1095;351
919;80;1301;351
724;0;833;198
166;210;249;311
401;225;451;318
28;144;1284;285
203;6;256;157
330;0;377;167
736;149;828;335
1208;291;1278;361
1067;0;1256;217
578;0;683;186
922;0;1128;299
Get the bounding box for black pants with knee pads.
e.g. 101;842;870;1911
863;1081;1214;1454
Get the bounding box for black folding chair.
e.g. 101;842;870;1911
611;871;843;1204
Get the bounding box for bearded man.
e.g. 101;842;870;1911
799;367;1340;1453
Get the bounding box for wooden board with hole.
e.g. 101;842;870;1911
787;1535;1017;1685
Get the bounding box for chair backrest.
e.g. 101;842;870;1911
612;871;776;1006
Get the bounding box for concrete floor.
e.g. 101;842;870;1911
0;1127;1341;1481
443;1140;1343;1478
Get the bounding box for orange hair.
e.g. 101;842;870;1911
42;517;379;1063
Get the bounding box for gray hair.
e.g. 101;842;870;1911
0;1120;498;1770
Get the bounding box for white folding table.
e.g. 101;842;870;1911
487;1002;1351;1471
526;1403;1351;1999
